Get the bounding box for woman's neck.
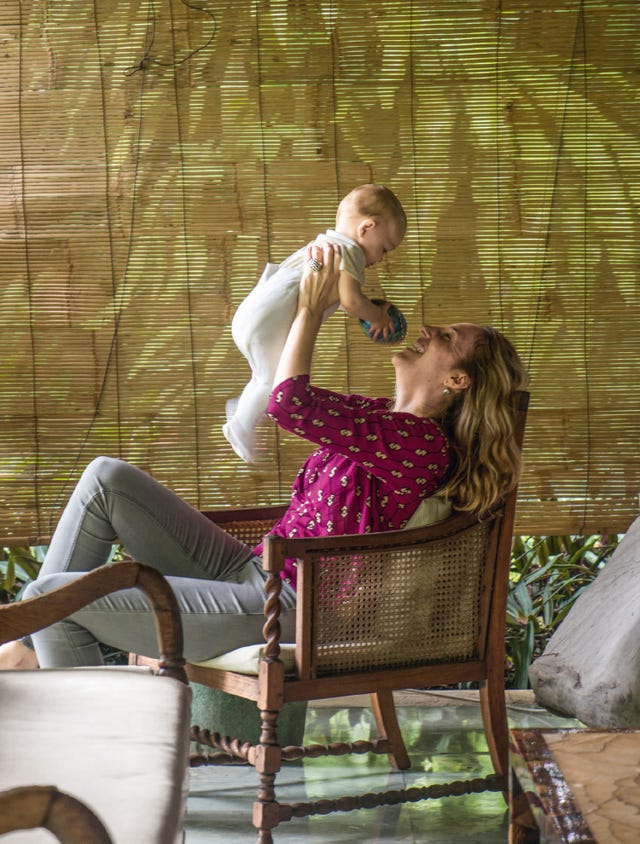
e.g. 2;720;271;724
391;393;444;419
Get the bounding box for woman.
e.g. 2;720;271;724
0;243;528;669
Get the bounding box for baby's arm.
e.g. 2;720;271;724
338;272;395;339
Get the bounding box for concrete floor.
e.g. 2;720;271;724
184;689;580;843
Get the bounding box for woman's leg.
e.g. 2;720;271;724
19;455;297;666
25;561;297;667
40;456;255;581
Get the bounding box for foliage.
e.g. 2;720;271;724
0;544;127;664
505;533;621;689
0;546;45;604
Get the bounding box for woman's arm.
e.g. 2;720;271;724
273;242;342;384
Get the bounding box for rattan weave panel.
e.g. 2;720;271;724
311;521;492;676
218;519;275;548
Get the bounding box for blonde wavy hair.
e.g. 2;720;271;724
440;326;530;515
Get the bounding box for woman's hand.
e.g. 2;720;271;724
299;241;342;316
273;243;341;386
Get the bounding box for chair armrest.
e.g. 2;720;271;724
260;508;484;571
0;562;186;683
0;786;112;843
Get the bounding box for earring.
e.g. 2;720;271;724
443;387;451;397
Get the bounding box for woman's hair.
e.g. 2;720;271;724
440;327;530;515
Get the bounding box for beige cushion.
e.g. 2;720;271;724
404;493;452;528
194;642;297;675
0;668;191;843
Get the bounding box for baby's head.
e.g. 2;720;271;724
336;184;407;267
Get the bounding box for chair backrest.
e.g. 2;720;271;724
305;514;497;676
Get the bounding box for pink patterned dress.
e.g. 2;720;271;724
253;375;452;589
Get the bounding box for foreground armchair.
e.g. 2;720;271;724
0;562;191;844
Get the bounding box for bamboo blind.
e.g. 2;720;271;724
1;0;638;544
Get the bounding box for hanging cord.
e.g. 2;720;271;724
526;0;586;370
521;0;590;533
17;0;42;536
494;0;505;331
48;0;153;534
577;1;590;533
326;0;354;395
253;1;290;495
408;0;426;329
49;0;216;530
125;0;216;75
167;0;212;505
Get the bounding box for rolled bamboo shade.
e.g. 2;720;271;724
1;0;638;544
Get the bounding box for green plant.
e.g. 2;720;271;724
1;543;128;664
0;546;45;604
506;534;621;688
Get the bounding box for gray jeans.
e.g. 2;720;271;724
23;456;296;667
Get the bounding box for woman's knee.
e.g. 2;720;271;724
23;576;53;600
81;455;135;491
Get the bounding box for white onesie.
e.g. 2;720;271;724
223;229;366;462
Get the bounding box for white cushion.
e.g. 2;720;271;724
0;668;191;843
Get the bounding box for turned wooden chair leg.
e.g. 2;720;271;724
370;689;410;770
479;676;509;782
252;707;285;843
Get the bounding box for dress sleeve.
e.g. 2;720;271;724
267;375;450;489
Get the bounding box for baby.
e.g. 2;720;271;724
223;183;407;463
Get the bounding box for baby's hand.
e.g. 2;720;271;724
365;301;395;341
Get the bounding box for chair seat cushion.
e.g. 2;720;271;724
193;642;297;675
0;668;191;844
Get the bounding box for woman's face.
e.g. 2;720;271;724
393;323;484;387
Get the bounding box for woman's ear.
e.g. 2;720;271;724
444;370;471;393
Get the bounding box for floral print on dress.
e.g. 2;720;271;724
254;375;451;589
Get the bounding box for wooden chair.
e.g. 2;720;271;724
0;786;112;843
187;390;530;843
0;562;191;844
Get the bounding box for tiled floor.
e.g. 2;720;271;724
185;690;580;842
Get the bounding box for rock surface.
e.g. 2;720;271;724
529;515;640;728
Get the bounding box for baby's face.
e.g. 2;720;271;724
359;217;405;267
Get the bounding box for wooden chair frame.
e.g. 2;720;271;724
0;562;189;842
0;561;187;683
188;391;529;843
0;786;112;844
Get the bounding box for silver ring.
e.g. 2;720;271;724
307;258;323;272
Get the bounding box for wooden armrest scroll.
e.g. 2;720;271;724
0;562;186;683
0;785;113;843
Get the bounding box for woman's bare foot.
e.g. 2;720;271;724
0;640;39;669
